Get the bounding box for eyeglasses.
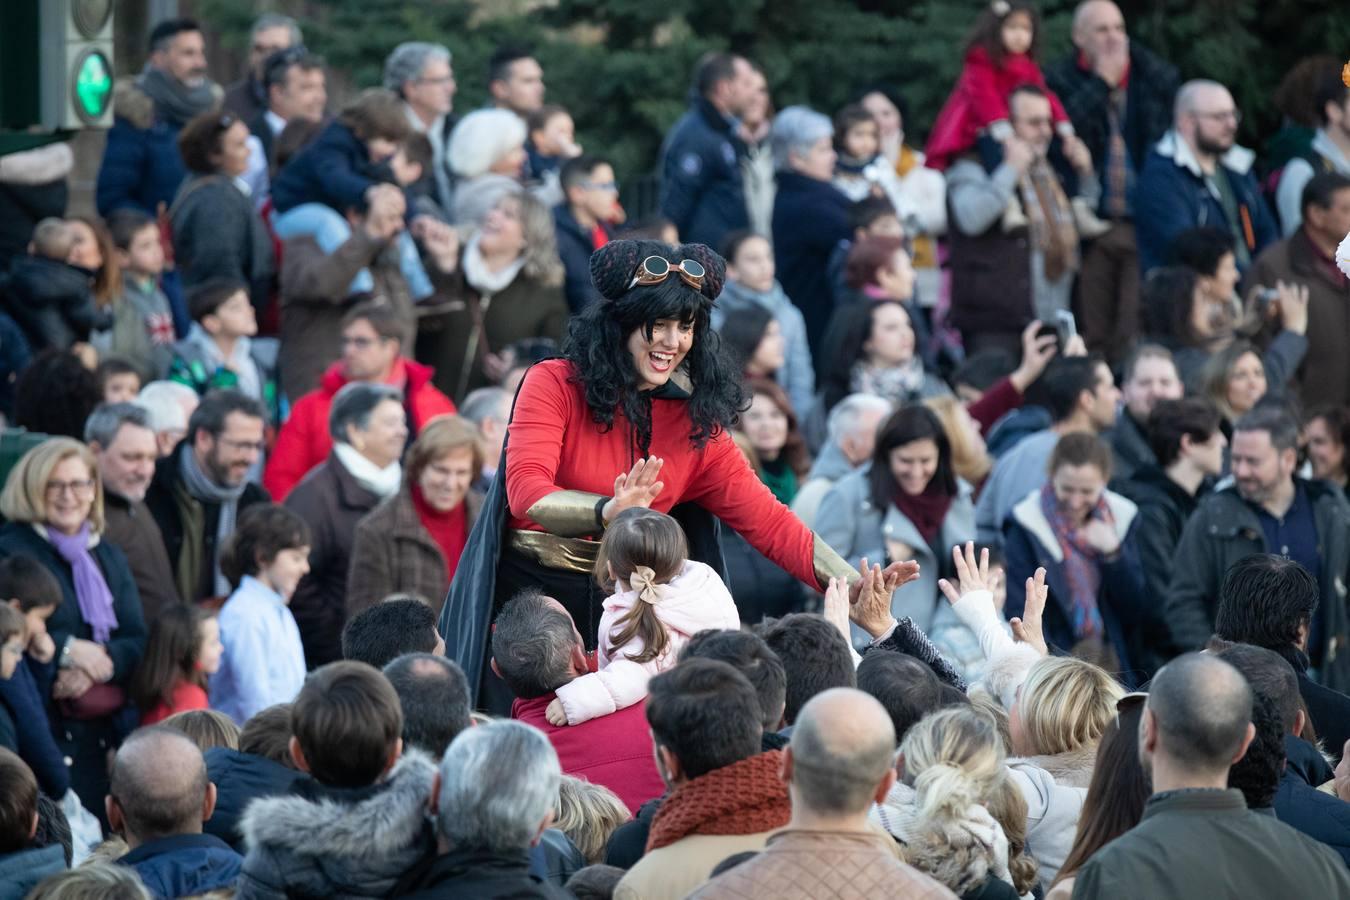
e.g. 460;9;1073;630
1193;109;1241;125
342;335;387;349
581;180;619;193
629;256;706;291
218;438;266;453
45;479;96;498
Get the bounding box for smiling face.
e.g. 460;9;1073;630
262;546;311;602
860;91;902;141
1306;416;1346;482
418;446;477;513
1001;11;1035;56
1231;428;1295;506
1122;356;1183;421
888;437;939;497
215;121;253;178
864;302;916;368
347;398;409;470
748;319;786;376
743;392;789;460
627;318;695;391
95;423;158;503
1224;352;1266;417
44;456;96;536
843;119;880;161
479;197;527;258
1051;461;1107;524
197;411;264;488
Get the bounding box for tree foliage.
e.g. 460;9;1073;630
193;0;1350;189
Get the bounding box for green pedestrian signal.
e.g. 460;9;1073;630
73;49;112;123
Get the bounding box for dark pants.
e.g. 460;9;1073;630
1075;222;1139;366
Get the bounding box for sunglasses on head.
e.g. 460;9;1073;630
629;255;705;291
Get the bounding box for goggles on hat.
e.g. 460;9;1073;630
629;255;706;291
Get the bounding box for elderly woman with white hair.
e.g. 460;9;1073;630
417;191;567;400
133;380;200;457
770;105;853;357
283;382;408;668
383;41;457;210
447;109;529;232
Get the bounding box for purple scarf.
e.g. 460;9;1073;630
1039;483;1107;640
46;524;117;643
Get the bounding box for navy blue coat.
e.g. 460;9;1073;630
553;204;611;314
118;834;243;899
1133;137;1279;274
1003;492;1152;687
271;120;383;216
772;171;853;360
204;746;307;852
0;658;68;798
1277;735;1350;867
659;98;748;251
95;111;188;217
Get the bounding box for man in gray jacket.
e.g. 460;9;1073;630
1165;404;1350;692
1072;653;1350;899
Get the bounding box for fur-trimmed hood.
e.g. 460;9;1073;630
236;749;438;897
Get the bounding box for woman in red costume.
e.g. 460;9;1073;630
441;238;938;701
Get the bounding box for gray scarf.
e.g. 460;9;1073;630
179;447;249;597
137;66;218;127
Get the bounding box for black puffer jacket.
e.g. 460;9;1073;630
1;255;109;351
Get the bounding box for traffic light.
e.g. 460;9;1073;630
41;0;115;129
0;0;114;133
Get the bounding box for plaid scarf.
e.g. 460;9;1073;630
1019;159;1079;281
1039;482;1108;640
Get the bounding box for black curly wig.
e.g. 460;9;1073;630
563;239;745;455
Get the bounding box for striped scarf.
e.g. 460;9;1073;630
1039;482;1108;640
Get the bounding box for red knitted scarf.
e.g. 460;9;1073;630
645;750;791;852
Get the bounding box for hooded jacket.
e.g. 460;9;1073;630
1007;745;1097;890
1165;479;1350;692
204;747;307;853
553;560;740;724
1;255;108;351
0;844;66;900
263;360;456;500
236;749;438;899
118;833;243;899
1134;130;1278;274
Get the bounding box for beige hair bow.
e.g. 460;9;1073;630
629;565;666;605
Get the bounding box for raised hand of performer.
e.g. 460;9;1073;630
602;456;665;524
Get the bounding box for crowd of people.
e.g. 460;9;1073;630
1;1;1350;897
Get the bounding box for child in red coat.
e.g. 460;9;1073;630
925;0;1073;172
131;604;223;725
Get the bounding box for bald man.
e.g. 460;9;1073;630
691;688;955;899
1133;78;1277;275
107;727;243;897
1073;654;1350;898
1045;0;1178;360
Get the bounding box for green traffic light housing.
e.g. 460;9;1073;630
73;48;113;124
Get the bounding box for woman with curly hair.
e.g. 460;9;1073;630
442;239;926;704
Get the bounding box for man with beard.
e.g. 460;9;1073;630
1072;653;1350;899
1135;80;1278;274
85;404;181;622
96;18;219;220
145;391;270;604
1166;404;1350;694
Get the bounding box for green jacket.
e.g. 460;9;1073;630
1072;789;1350;899
168;332;282;423
1164;478;1350;692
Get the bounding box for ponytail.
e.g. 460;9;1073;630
913;761;983;822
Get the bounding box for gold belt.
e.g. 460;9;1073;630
507;529;601;575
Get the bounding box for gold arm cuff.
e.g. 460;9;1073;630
524;490;608;537
507;530;602;576
813;534;860;590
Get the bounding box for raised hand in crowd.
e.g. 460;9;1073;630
1002;135;1036;174
412;215;460;273
938;541;995;607
1274;280;1310;335
1011;567;1049;657
602;456;666;524
1009;318;1060;393
361;184;406;242
847;556;921;639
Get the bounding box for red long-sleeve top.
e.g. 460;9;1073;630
506;359;820;589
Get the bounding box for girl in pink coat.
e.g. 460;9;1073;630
546;508;740;726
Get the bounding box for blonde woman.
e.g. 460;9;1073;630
0;437;146;817
554;776;632;864
873;705;1026;899
417;191;568;400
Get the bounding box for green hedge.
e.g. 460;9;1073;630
193;0;1349;186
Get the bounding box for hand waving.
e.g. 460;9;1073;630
1011;568;1050;657
938;541;992;606
602;457;665;524
847;558;921;639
